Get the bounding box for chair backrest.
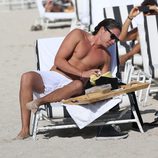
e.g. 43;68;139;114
103;4;136;55
89;0;142;31
138;14;158;78
36;37;64;71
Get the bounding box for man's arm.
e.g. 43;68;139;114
53;29;100;78
54;29;82;77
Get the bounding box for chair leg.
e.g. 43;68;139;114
128;92;144;133
132;109;144;133
32;111;40;140
143;79;151;106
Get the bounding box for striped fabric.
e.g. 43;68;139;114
103;5;135;55
138;15;158;78
89;0;140;31
103;5;135;31
89;0;139;58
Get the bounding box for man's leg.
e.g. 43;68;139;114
26;80;84;112
17;71;45;139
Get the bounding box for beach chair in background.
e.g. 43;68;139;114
35;0;76;30
138;14;158;95
30;36;149;140
69;0;90;31
0;0;36;10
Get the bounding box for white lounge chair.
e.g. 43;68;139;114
36;0;76;30
138;14;158;94
30;36;148;140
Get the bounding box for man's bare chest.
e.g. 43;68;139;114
74;43;106;67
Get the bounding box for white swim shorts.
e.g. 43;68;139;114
35;70;72;96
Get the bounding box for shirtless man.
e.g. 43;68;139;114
16;18;121;139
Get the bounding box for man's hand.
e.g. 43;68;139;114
81;69;101;78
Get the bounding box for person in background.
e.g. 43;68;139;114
43;0;74;12
119;0;158;65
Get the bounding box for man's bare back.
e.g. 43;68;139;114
51;29;111;80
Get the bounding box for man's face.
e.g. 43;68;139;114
101;27;120;48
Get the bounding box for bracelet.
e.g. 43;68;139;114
128;16;133;21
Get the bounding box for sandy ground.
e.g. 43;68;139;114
0;8;158;158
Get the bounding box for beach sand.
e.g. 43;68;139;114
0;8;158;158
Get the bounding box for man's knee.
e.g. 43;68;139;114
20;72;35;87
21;71;44;93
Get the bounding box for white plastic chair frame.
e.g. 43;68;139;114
138;14;158;95
36;0;76;30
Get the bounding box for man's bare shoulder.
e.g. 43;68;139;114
68;28;90;40
61;28;91;47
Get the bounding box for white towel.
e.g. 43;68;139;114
63;97;121;129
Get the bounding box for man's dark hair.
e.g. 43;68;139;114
92;18;122;35
141;0;158;6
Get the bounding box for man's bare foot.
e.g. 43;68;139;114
26;99;40;113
